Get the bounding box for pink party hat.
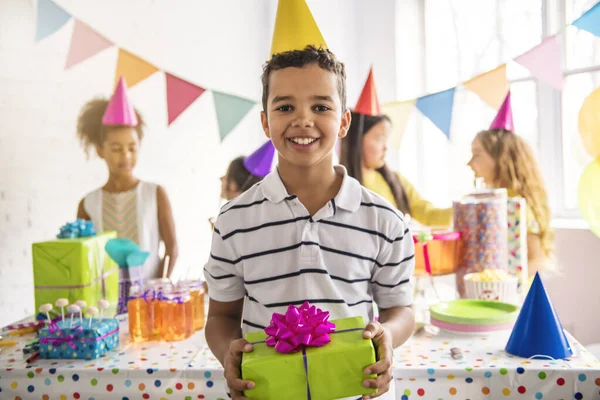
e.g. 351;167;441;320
489;91;514;131
102;76;139;126
243;141;275;178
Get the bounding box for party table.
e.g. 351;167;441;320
1;319;599;400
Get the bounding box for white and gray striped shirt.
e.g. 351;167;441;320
204;165;415;334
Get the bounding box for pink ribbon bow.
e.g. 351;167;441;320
42;322;83;349
264;302;336;354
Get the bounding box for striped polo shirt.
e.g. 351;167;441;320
204;165;415;334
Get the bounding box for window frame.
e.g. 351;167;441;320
400;0;599;222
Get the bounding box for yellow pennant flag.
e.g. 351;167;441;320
115;49;159;88
271;0;327;56
383;100;416;151
463;64;509;110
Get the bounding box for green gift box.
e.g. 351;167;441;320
32;232;119;317
242;316;377;400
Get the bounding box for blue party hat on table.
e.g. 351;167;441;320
505;273;572;359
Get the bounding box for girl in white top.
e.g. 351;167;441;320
75;77;178;279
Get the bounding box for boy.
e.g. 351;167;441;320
205;46;415;400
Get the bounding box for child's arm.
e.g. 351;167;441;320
206;299;255;399
361;307;414;399
157;185;178;277
204;219;254;399
77;199;91;220
362;214;416;399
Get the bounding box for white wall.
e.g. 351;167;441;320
545;228;600;346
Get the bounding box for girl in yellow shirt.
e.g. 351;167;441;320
339;68;452;227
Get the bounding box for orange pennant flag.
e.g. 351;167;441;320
463;64;509;110
114;49;159;88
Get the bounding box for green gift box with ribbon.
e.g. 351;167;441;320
242;314;377;400
32;231;119;317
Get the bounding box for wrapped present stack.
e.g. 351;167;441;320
37;299;119;360
32;220;119;317
242;302;377;400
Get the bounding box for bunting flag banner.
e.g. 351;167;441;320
114;49;159;88
382;100;416;151
212;91;257;140
166;73;206;125
35;0;71;42
416;88;456;139
515;36;564;90
34;0;596;139
572;2;600;37
65;19;113;69
270;0;327;56
463;64;509;110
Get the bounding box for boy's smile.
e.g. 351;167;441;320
261;63;351;168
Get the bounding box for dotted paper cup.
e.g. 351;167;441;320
464;271;519;304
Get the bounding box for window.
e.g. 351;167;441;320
560;0;600;213
393;0;599;220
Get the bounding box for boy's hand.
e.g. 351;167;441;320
224;338;255;400
361;321;394;399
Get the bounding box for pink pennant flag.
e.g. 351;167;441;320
65;20;113;69
165;73;206;125
514;36;564;90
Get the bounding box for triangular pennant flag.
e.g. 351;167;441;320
416;88;456;139
115;49;159;88
65;20;113;69
244;141;276;178
515;36;564;90
35;0;71;42
354;67;382;116
572;2;600;37
270;0;327;56
463;64;509;110
506;273;573;359
382;100;416;151
165;73;206;126
212;91;256;141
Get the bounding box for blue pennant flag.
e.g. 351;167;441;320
416;87;456;139
35;0;71;42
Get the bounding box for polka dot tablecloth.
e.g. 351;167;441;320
0;320;226;400
1;320;600;400
394;329;600;399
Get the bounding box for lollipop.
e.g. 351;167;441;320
97;300;110;320
86;306;98;328
67;305;80;328
39;304;53;325
55;298;69;321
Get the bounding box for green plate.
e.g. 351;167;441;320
430;299;519;326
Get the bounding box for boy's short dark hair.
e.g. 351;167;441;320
261;45;347;114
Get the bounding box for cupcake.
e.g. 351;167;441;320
464;269;518;304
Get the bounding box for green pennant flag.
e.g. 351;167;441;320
212;91;257;141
